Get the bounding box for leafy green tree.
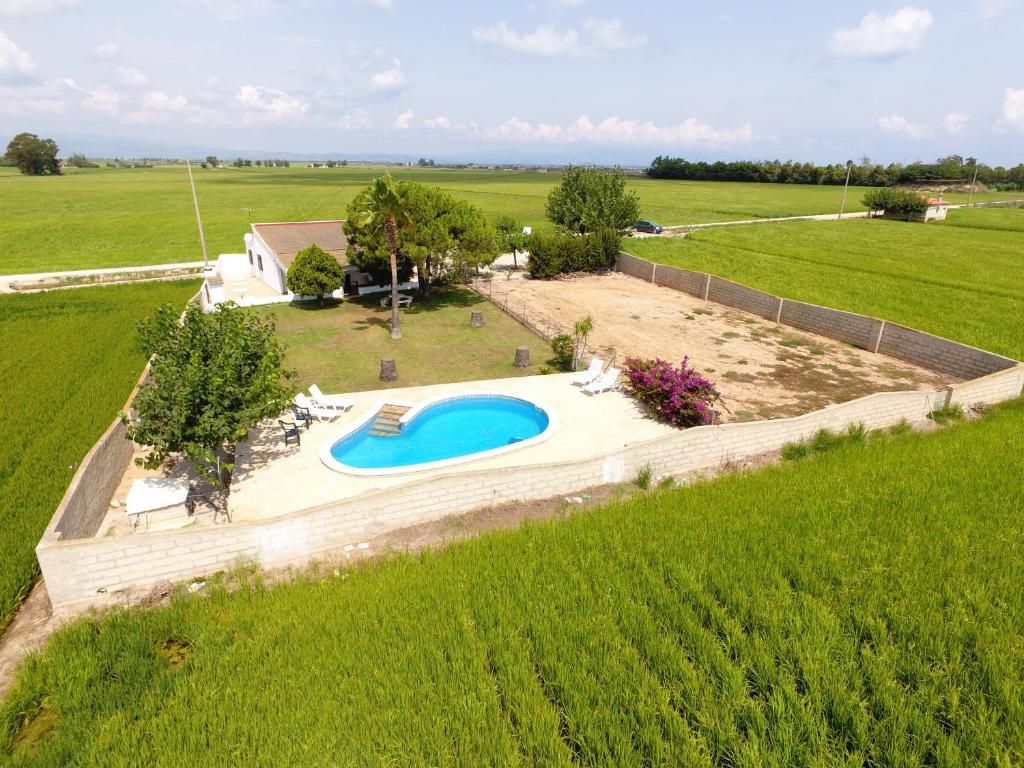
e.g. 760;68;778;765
346;181;498;300
494;214;527;269
205;155;219;167
287;244;347;305
5;132;61;176
123;302;295;484
546;165;640;234
65;154;97;168
348;174;413;339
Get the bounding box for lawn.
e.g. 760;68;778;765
0;280;200;631
2;163;1017;275
626;207;1024;360
2;399;1021;766
259;286;552;392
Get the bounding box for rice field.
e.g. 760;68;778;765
2;398;1022;766
0;164;1015;275
626;207;1024;360
0;280;200;630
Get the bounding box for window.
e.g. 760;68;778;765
257;254;263;271
248;249;253;264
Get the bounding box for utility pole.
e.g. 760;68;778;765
838;160;853;220
967;163;980;208
186;159;209;269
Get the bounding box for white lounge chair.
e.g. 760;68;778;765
583;367;621;396
309;384;353;412
380;294;413;308
572;357;605;386
295;392;339;421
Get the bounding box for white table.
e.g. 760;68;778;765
126;477;190;529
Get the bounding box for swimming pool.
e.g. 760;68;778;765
320;393;557;475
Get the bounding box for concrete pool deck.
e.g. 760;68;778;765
229;373;677;522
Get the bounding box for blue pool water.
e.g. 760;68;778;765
329;395;550;471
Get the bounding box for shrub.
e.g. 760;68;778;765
527;228;620;278
633;464;654;489
622;357;721;428
549;333;574;371
287;244;347;304
862;188;929;218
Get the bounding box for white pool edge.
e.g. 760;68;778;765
318;391;560;477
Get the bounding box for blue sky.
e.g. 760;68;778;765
1;0;1022;164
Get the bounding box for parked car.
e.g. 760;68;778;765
633;220;663;234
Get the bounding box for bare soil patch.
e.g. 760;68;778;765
484;272;950;419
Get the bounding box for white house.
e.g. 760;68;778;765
200;220;412;311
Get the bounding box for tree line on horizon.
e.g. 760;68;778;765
647;154;1024;190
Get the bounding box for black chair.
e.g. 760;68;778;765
292;404;312;430
279;419;301;446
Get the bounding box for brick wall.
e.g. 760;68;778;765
944;364;1024;407
707;276;782;321
39;389;942;614
877;323;1018;380
780;300;883;351
652;265;707;298
616;252;657;282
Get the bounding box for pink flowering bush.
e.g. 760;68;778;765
622;357;721;427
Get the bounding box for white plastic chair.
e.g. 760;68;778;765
582;367;621;396
309;384;353;411
572;358;605;386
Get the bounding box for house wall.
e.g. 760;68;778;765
248;230;287;294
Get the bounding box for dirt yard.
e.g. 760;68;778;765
483;272;951;420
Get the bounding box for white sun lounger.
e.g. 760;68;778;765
380;294;413;308
309;384;353;411
572;358;605;386
295;392;339;421
582;366;621;395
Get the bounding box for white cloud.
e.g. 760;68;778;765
393;108;414;129
877;113;931;139
369;59;404;91
0;0;77;18
81;84;121;114
235;84;308;120
473;17;644;58
115;66;149;88
998;88;1024;133
335;108;373;130
943;111;969;135
829;7;933;59
177;0;276;20
24;97;64;113
94;41;119;59
486;114;754;146
0;30;37;84
143;90;189;111
580;18;646;51
424;115;451;129
354;0;391;8
977;0;1017;19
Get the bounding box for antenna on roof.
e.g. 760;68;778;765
186;158;209;270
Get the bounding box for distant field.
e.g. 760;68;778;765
261;286;550;392
627;207;1024;361
0;281;200;631
1;164;1015;274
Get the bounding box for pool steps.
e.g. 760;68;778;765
368;404;410;437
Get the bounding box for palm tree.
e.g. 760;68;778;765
352;174;412;339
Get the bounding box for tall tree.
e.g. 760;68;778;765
5;132;61;176
349;174;413;339
123;303;295;484
546;165;640;235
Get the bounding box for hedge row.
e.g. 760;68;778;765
526;229;620;279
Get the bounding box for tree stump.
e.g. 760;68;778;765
514;346;531;369
470;310;484;328
380;357;398;382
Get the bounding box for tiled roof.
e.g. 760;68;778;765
251;220;347;269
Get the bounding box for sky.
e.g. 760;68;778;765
1;0;1022;164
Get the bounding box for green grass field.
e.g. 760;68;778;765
627;207;1024;360
261;287;550;392
2;164;1016;275
1;189;1022;766
2;400;1021;766
0;281;199;630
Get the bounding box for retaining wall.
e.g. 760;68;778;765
35;274;1024;614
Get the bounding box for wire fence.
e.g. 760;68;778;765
466;278;567;342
